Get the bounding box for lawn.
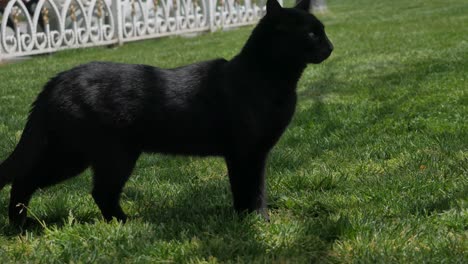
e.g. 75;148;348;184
0;0;467;262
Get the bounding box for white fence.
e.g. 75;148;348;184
0;0;276;60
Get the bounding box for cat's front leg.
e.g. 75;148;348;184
225;153;270;221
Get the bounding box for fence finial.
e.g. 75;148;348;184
41;7;49;25
70;3;77;22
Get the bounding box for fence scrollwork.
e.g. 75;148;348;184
0;0;278;60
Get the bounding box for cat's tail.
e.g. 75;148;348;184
0;103;48;191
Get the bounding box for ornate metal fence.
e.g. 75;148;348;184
0;0;277;60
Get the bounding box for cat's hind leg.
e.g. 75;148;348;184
9;150;89;227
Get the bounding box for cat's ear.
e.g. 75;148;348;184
295;0;311;11
266;0;282;17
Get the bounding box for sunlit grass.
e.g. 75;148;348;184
0;0;467;262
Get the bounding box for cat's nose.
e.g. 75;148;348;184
324;35;333;52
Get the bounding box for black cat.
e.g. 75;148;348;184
0;0;333;226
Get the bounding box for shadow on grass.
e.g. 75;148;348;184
282;54;467;168
128;178;347;261
409;184;468;216
272;53;468;221
0;171;344;261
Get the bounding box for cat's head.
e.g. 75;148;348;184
260;0;334;64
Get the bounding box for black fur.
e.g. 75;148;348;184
0;0;333;226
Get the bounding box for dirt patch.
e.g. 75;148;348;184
0;56;31;66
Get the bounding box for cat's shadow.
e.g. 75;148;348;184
0;174;340;261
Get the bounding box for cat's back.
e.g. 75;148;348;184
49;61;159;95
35;59;228;128
43;59;227;102
157;58;228;102
33;61;162;129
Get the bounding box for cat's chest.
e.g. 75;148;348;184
261;93;296;126
242;91;297;135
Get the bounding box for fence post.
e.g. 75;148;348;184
207;0;215;32
111;0;123;45
0;0;3;61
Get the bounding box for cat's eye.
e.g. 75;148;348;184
308;32;318;40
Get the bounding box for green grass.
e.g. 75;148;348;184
1;0;467;262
